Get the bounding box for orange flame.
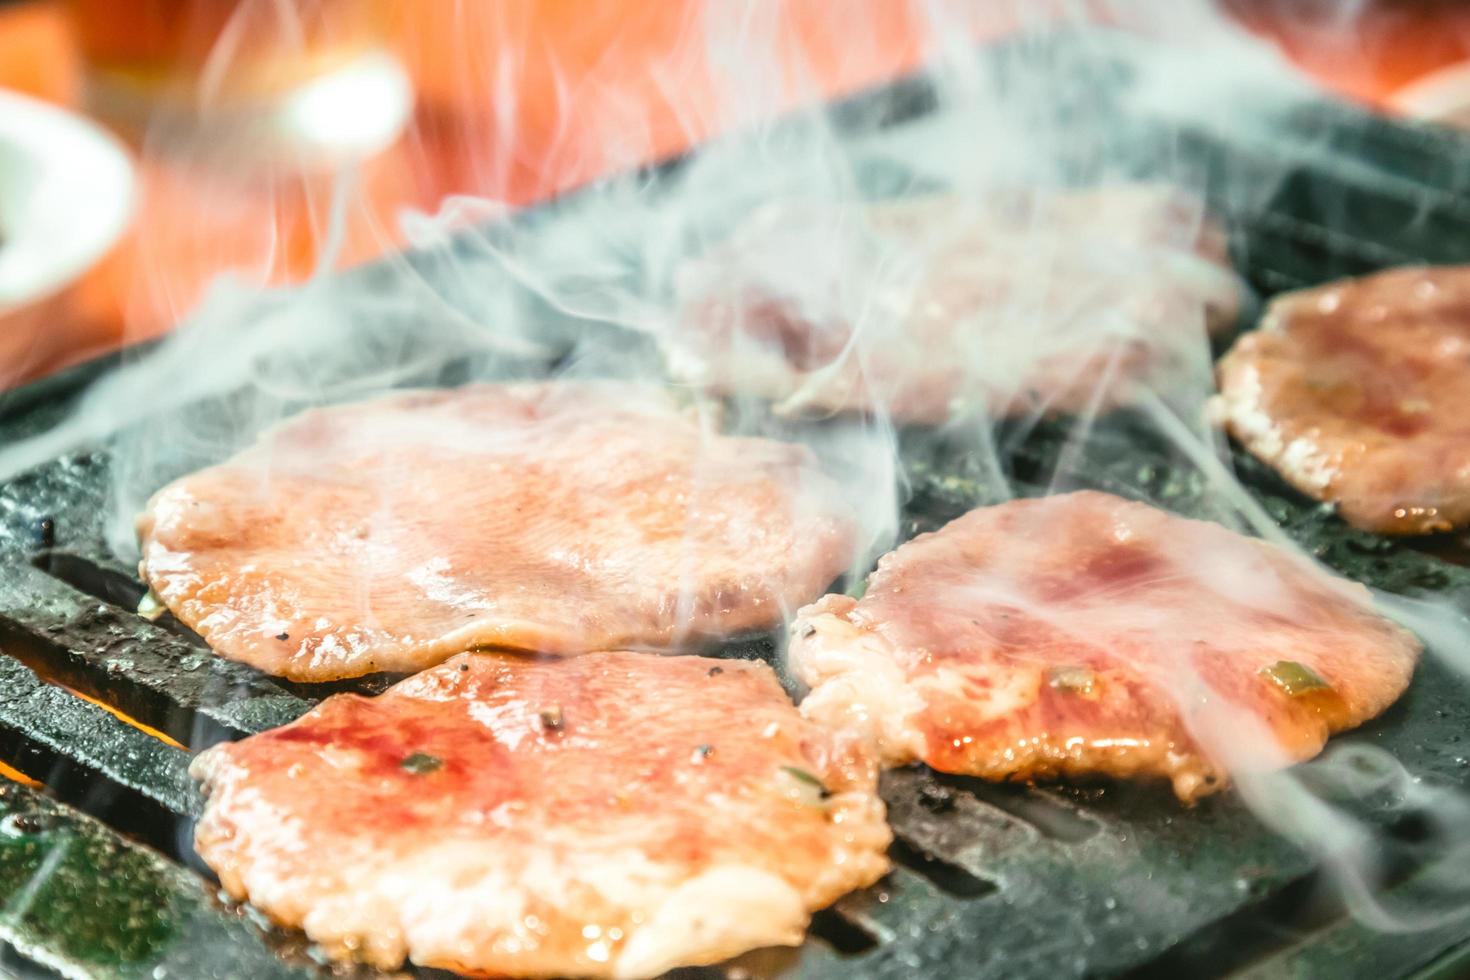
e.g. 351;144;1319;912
59;684;188;752
0;761;42;788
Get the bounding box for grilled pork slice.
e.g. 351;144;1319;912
191;650;891;978
1214;265;1470;534
790;491;1419;801
138;383;856;681
670;184;1241;423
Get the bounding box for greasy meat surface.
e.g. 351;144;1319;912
138;383;856;681
671;184;1241;423
191;651;891;978
790;491;1419;801
1214;265;1470;534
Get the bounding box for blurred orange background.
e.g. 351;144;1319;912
1;0;1468;388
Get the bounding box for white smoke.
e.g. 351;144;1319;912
0;0;1467;945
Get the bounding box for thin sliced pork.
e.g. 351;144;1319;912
138;383;856;680
790;491;1419;801
191;650;891;978
1214;265;1470;534
671;184;1241;423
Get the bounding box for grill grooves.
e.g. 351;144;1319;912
0;30;1469;980
808;910;881;955
885;837;998;898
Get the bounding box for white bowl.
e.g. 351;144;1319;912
0;89;136;329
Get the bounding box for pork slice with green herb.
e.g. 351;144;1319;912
790;491;1420;802
190;649;890;978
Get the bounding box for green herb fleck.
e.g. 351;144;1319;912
136;590;166;622
401;752;442;775
1260;661;1331;697
1046;665;1098;697
780;766;831;799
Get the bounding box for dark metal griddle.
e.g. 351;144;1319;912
1;30;1470;980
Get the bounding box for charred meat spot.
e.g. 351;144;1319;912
400;752;442;776
707;666;724;677
275;632;290;642
1378;413;1431;438
538;705;565;732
